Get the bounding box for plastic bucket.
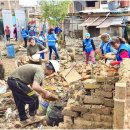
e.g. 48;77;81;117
6;44;15;58
108;1;119;10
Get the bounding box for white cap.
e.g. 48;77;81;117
32;54;40;60
49;60;60;73
22;26;24;29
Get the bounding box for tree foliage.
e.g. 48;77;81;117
39;0;71;26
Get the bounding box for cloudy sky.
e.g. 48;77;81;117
19;0;39;6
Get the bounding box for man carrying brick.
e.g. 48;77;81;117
7;60;60;126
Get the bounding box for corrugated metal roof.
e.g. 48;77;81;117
80;8;130;14
111;17;123;25
79;17;99;27
88;17;107;26
97;17;123;28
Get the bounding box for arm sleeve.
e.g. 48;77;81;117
110;46;117;54
38;44;45;51
91;39;95;50
83;41;85;51
115;50;129;65
34;70;44;84
39;36;42;41
54;34;58;40
27;47;31;56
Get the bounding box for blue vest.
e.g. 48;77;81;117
21;29;28;38
83;38;93;53
100;42;111;55
36;39;43;45
47;34;56;46
28;30;36;37
116;43;130;61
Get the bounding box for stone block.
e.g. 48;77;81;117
103;85;114;92
64;116;73;125
104;99;114;107
113;99;125;129
74;117;92;128
91;105;113;115
94;90;113;99
83;96;104;105
91;121;113;129
115;83;126;99
62;107;79;117
70;105;91;112
100;115;113;122
59;122;72;129
95;76;107;83
83;113;100;122
83;79;101;89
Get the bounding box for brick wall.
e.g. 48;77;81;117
59;62;119;129
114;59;130;129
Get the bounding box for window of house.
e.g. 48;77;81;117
74;1;83;12
101;1;107;4
1;2;4;6
86;1;97;7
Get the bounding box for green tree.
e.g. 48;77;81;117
39;0;71;26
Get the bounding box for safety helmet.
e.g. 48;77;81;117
49;60;60;73
85;32;90;37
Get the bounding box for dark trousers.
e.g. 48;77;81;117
15;33;18;41
23;37;27;48
6;35;10;41
7;78;39;121
49;46;59;60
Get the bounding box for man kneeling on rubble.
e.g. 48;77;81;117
7;60;59;125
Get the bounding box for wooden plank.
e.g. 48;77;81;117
61;68;82;84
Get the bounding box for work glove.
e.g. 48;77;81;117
110;61;118;66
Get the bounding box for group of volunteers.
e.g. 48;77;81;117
4;26;62;126
21;26;61;62
83;32;130;66
3;25;130;126
4;24;17;41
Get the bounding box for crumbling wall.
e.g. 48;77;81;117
114;59;130;129
59;63;119;129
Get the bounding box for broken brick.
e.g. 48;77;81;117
62;107;79;117
83;96;104;105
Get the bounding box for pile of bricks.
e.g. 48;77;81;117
59;64;119;129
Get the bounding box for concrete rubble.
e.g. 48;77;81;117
0;37;120;129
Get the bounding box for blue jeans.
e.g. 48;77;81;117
49;46;59;60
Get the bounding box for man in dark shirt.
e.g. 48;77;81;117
7;60;60;125
27;38;48;64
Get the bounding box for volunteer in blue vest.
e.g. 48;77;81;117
36;31;47;59
109;37;130;66
96;33;116;61
21;27;28;48
38;31;47;47
47;28;60;60
83;32;96;64
28;27;36;38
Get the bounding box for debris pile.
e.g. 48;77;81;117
58;64;119;129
